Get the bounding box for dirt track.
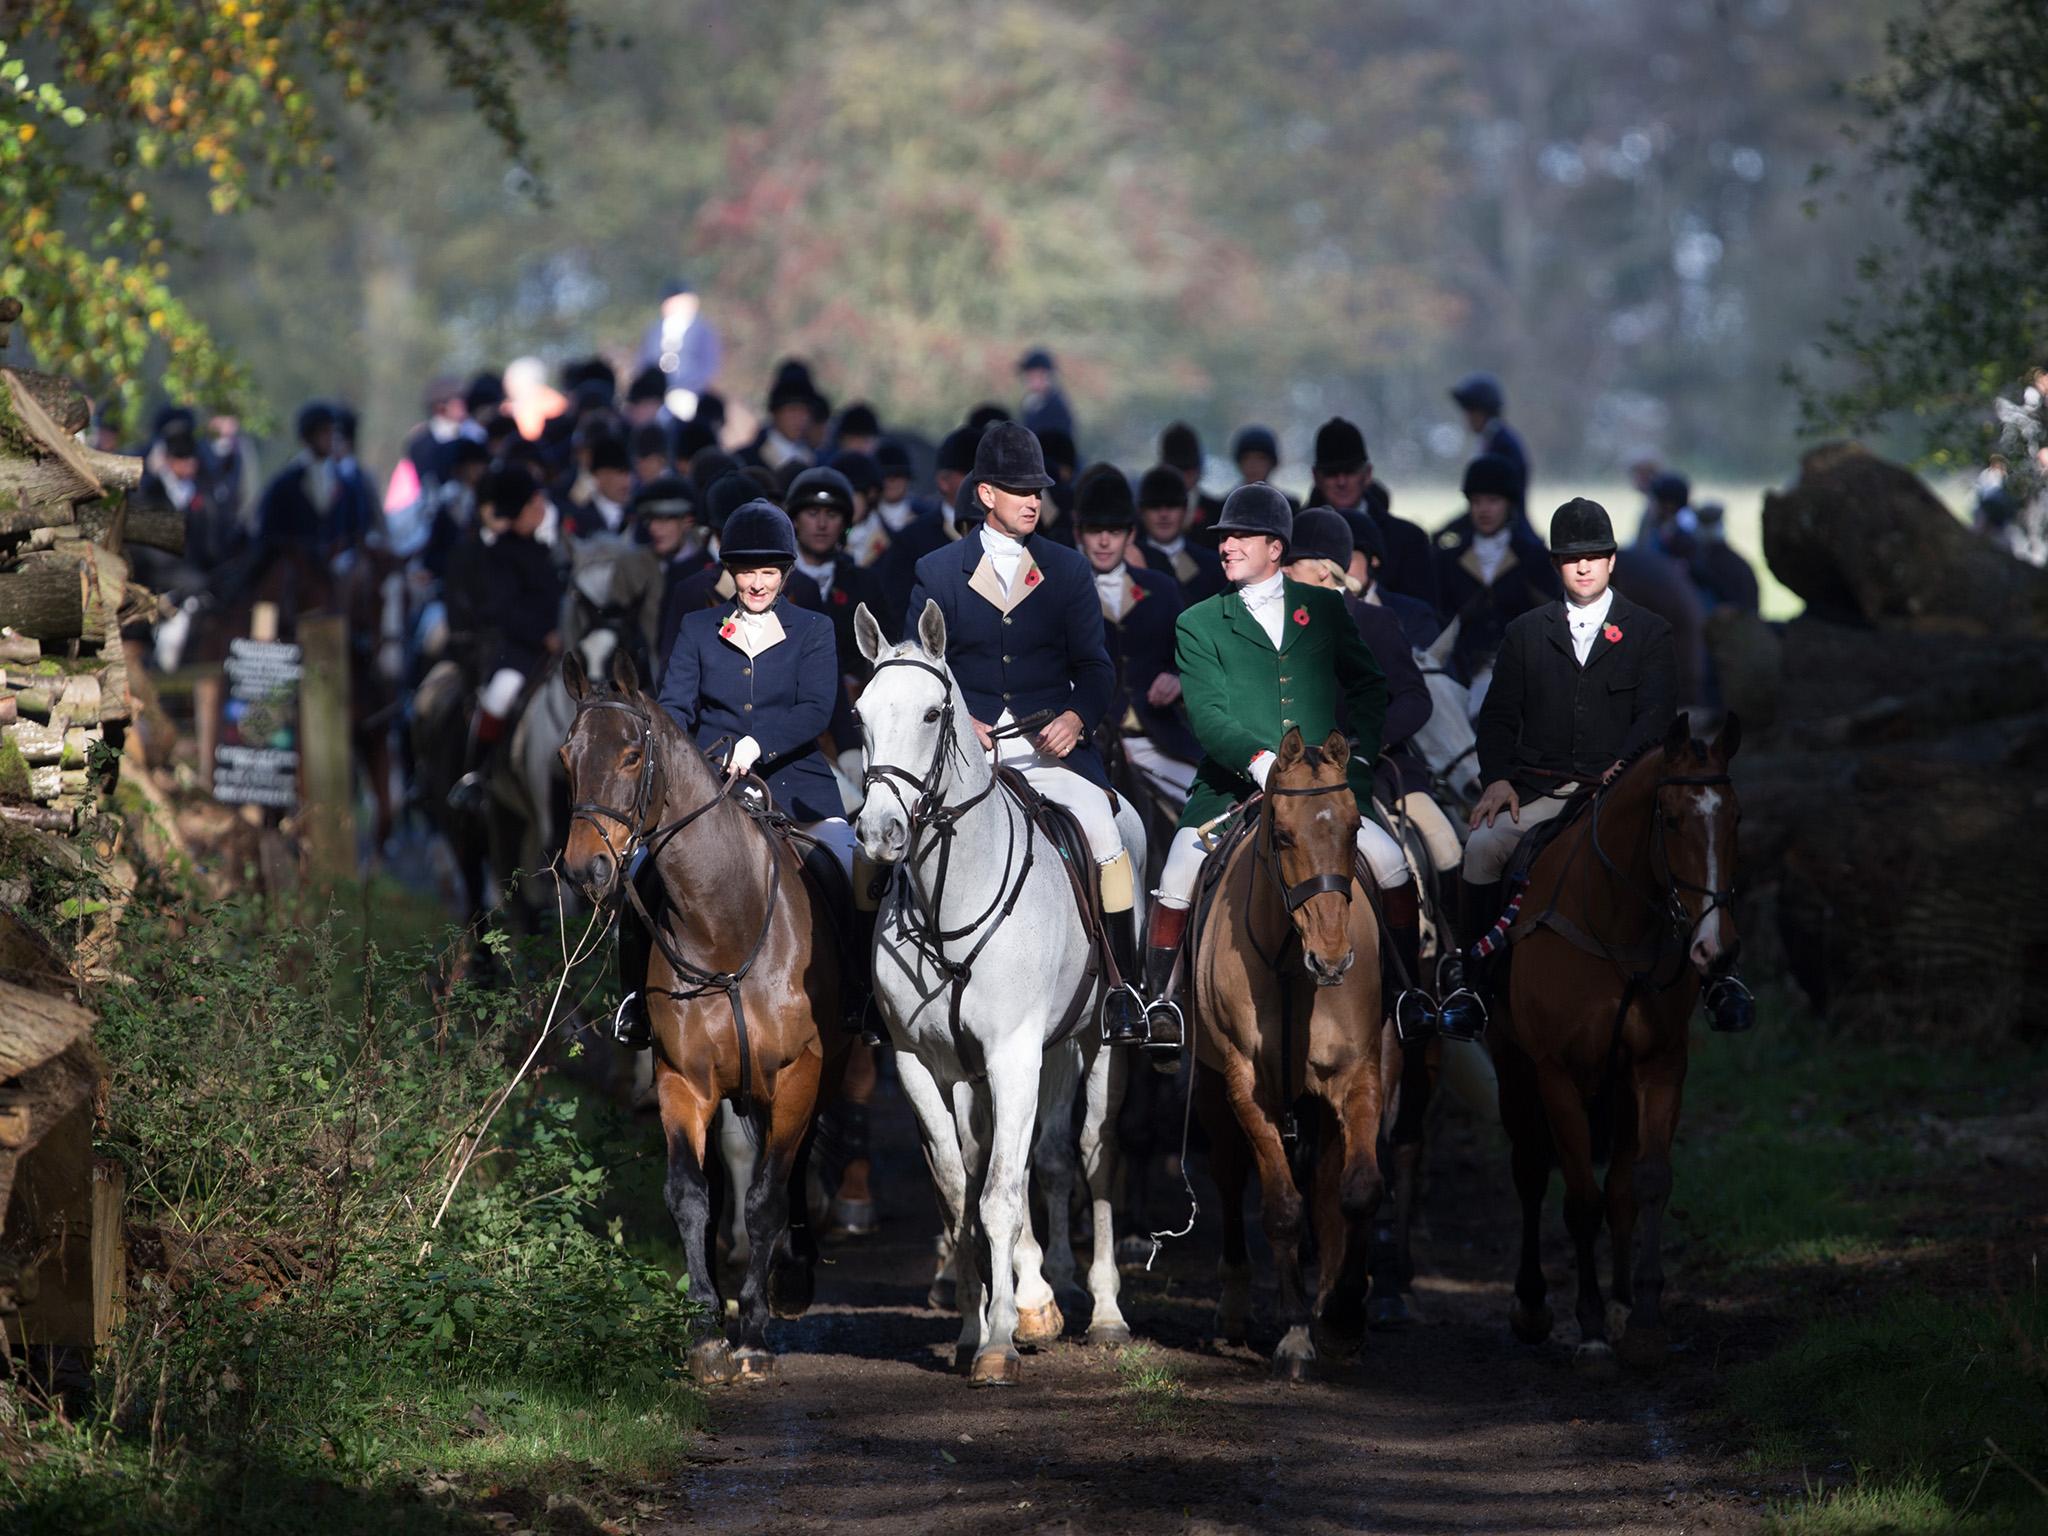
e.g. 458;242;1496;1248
651;1062;1763;1536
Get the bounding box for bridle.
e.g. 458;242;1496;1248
1257;778;1359;916
566;693;782;1112
1582;764;1737;982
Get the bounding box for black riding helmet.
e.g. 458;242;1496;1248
1072;464;1137;530
720;499;799;565
785;465;856;519
1199;481;1294;554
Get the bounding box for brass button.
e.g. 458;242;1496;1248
742;666;752;677
1002;655;1011;664
743;703;753;712
1002;616;1012;626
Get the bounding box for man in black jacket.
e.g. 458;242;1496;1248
1308;417;1441;618
1432;452;1559;683
1134;465;1227;602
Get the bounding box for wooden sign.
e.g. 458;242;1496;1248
212;634;303;810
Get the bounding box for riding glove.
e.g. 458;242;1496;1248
730;735;762;776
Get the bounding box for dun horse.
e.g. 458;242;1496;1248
1193;727;1392;1381
1493;713;1741;1375
560;649;847;1384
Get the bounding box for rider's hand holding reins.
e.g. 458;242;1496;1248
971;717;994;751
729;735;762;776
1035;709;1085;759
1146;672;1183;708
1471;778;1520;829
1247;751;1276;789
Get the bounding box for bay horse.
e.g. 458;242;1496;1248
852;601;1140;1383
559;647;847;1384
1493;713;1741;1375
1192;726;1392;1381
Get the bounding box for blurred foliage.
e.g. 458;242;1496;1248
0;1;574;428
1800;0;2048;471
13;0;1910;479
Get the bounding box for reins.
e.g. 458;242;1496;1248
568;694;786;1115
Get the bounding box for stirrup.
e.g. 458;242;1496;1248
610;990;651;1049
1702;973;1755;1033
1434;987;1488;1043
446;770;486;813
1392;988;1439;1044
1140;996;1184;1053
1100;983;1148;1046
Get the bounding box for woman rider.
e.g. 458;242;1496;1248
612;499;857;1045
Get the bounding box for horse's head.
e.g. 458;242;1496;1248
851;598;970;865
1264;727;1362;987
559;646;658;904
1411;624;1483;809
1655;712;1743;978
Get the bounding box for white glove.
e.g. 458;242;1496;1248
1247;751;1276;789
729;735;762;775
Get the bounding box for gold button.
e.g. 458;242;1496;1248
743;703;753;712
1002;616;1012;625
742;666;752;677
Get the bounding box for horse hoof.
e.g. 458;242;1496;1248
1508;1300;1554;1344
1015;1300;1065;1348
969;1349;1022;1387
1606;1300;1631;1344
1272;1351;1317;1384
769;1261;814;1320
688;1339;740;1387
1367;1292;1411;1332
928;1278;958;1313
1084;1320;1133;1347
828;1197;878;1237
1215;1316;1250;1348
1619;1324;1669;1371
734;1347;777;1381
1572;1340;1619;1380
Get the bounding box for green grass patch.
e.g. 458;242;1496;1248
1113;1342;1189;1429
1673;994;2046;1269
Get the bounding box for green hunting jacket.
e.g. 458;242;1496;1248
1174;578;1390;831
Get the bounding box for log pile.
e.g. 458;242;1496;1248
0;298;158;833
1717;442;2048;1042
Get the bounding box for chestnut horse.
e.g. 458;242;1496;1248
1493;713;1741;1375
1193;727;1390;1381
560;648;847;1384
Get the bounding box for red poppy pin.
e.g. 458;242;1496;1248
1129;578;1147;604
1024;567;1041;588
718;619;737;640
1292;606;1310;627
1602;622;1624;643
832;588;850;607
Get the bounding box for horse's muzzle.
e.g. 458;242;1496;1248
572;850;619;906
1303;947;1355;987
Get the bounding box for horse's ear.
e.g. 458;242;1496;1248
1275;726;1306;768
563;650;589;703
1321;728;1350;770
610;645;643;698
854;602;884;664
917;598;947;661
1714;711;1742;763
1663;711;1691;757
1425;614;1461;668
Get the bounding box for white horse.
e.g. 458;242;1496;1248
1409;617;1485;813
852;601;1140;1383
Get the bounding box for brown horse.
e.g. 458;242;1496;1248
560;648;848;1384
1193;727;1390;1381
1493;713;1741;1375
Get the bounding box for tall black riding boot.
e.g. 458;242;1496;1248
1432;869;1470;995
1452;877;1504;1026
849;906;882;1044
1382;880;1436;1042
1140;903;1190;1053
1100;907;1147;1045
612;917;654;1049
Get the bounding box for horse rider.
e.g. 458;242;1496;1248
1285;509;1476;1023
611;500;857;1047
1143;484;1443;1049
1072;463;1201;808
1458;497;1753;1032
903;422;1147;1043
448;462;565;811
1306;416;1441;619
1448;371;1530;490
1432;452;1560;684
1134;465;1228;603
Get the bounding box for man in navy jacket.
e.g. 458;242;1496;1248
904;425;1145;1041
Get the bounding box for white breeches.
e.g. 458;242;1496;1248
481;666;526;718
1461;788;1576;884
801;816;856;881
1156;814;1410;911
1121;736;1196;805
990;725;1121;865
1397;790;1465;874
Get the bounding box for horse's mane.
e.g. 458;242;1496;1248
1609;724;1707;793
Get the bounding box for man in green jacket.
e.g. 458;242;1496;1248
1142;483;1433;1049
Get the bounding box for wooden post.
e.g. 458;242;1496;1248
193;670;223;793
297;612;353;887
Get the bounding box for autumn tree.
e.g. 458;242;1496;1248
0;0;576;423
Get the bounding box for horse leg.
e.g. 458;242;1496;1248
715;1102;755;1298
1535;1060;1616;1378
734;1054;822;1377
827;1039;880;1236
1022;1041;1082;1343
949;1075;992;1374
1604;1056;1643;1348
1196;1061;1254;1346
1316;1063;1386;1357
1223;1056;1315;1381
1496;1036;1555;1344
1369;1032;1433;1330
966;1037;1042;1386
897;1049;967;1312
656;1071;734;1386
1621;1050;1686;1370
1077;1035;1131;1345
